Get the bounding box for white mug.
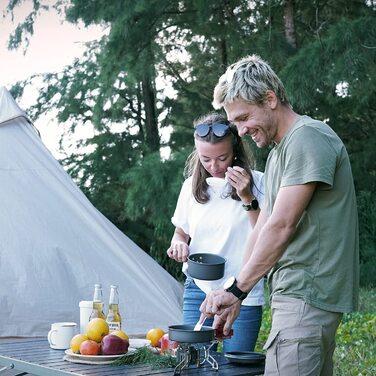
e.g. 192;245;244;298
47;322;77;349
79;300;93;334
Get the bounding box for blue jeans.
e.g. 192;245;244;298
183;278;262;352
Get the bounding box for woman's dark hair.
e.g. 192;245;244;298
184;112;255;203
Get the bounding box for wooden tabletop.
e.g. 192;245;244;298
0;338;264;375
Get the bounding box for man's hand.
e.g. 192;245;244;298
213;301;241;336
200;291;241;336
200;290;239;316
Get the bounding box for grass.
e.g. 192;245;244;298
254;287;376;375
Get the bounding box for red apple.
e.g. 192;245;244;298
101;334;129;355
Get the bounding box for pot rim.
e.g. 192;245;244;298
188;253;226;265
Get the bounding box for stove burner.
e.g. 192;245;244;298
174;341;218;375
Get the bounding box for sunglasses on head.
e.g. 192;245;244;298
195;122;231;138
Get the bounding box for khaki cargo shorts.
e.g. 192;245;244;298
263;295;342;376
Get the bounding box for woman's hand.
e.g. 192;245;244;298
167;241;189;262
167;227;190;262
225;166;253;203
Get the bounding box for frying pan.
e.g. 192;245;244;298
169;324;215;343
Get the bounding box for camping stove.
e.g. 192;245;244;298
173;341;218;375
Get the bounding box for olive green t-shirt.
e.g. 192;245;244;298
264;115;359;313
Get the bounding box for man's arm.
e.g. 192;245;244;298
201;182;317;323
237;182;317;292
242;207;268;263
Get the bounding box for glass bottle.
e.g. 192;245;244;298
106;285;122;332
89;283;106;321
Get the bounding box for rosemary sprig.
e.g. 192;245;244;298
112;347;176;368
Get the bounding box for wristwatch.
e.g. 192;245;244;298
223;276;248;300
242;197;259;211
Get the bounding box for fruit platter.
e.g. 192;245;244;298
64;318;174;365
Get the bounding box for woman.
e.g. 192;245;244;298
167;112;264;352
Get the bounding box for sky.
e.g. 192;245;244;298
0;1;103;157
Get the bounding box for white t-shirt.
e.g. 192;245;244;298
171;171;265;306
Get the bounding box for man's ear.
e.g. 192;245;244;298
265;90;278;110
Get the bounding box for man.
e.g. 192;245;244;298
200;55;359;375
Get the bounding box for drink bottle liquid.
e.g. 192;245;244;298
89;283;106;321
106;285;122;332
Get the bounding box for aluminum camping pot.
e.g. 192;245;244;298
169;325;214;343
187;253;226;280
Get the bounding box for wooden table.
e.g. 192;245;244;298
0;338;264;375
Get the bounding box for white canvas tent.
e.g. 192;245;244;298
0;87;183;337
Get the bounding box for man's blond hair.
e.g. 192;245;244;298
213;54;290;109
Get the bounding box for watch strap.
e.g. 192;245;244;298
225;278;248;300
242;198;259;211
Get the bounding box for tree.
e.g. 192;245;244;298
283;0;297;48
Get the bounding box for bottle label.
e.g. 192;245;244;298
108;322;121;331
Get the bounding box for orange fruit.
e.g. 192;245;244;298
111;330;129;340
86;318;109;343
70;334;88;353
146;328;165;347
79;339;100;355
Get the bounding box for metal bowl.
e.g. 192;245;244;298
169;324;214;343
188;253;226;280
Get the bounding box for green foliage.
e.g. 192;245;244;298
255;287;376;375
357;191;376;286
112;346;176;368
281;16;376;112
120;150;190;278
335;310;376;375
5;0;49;51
